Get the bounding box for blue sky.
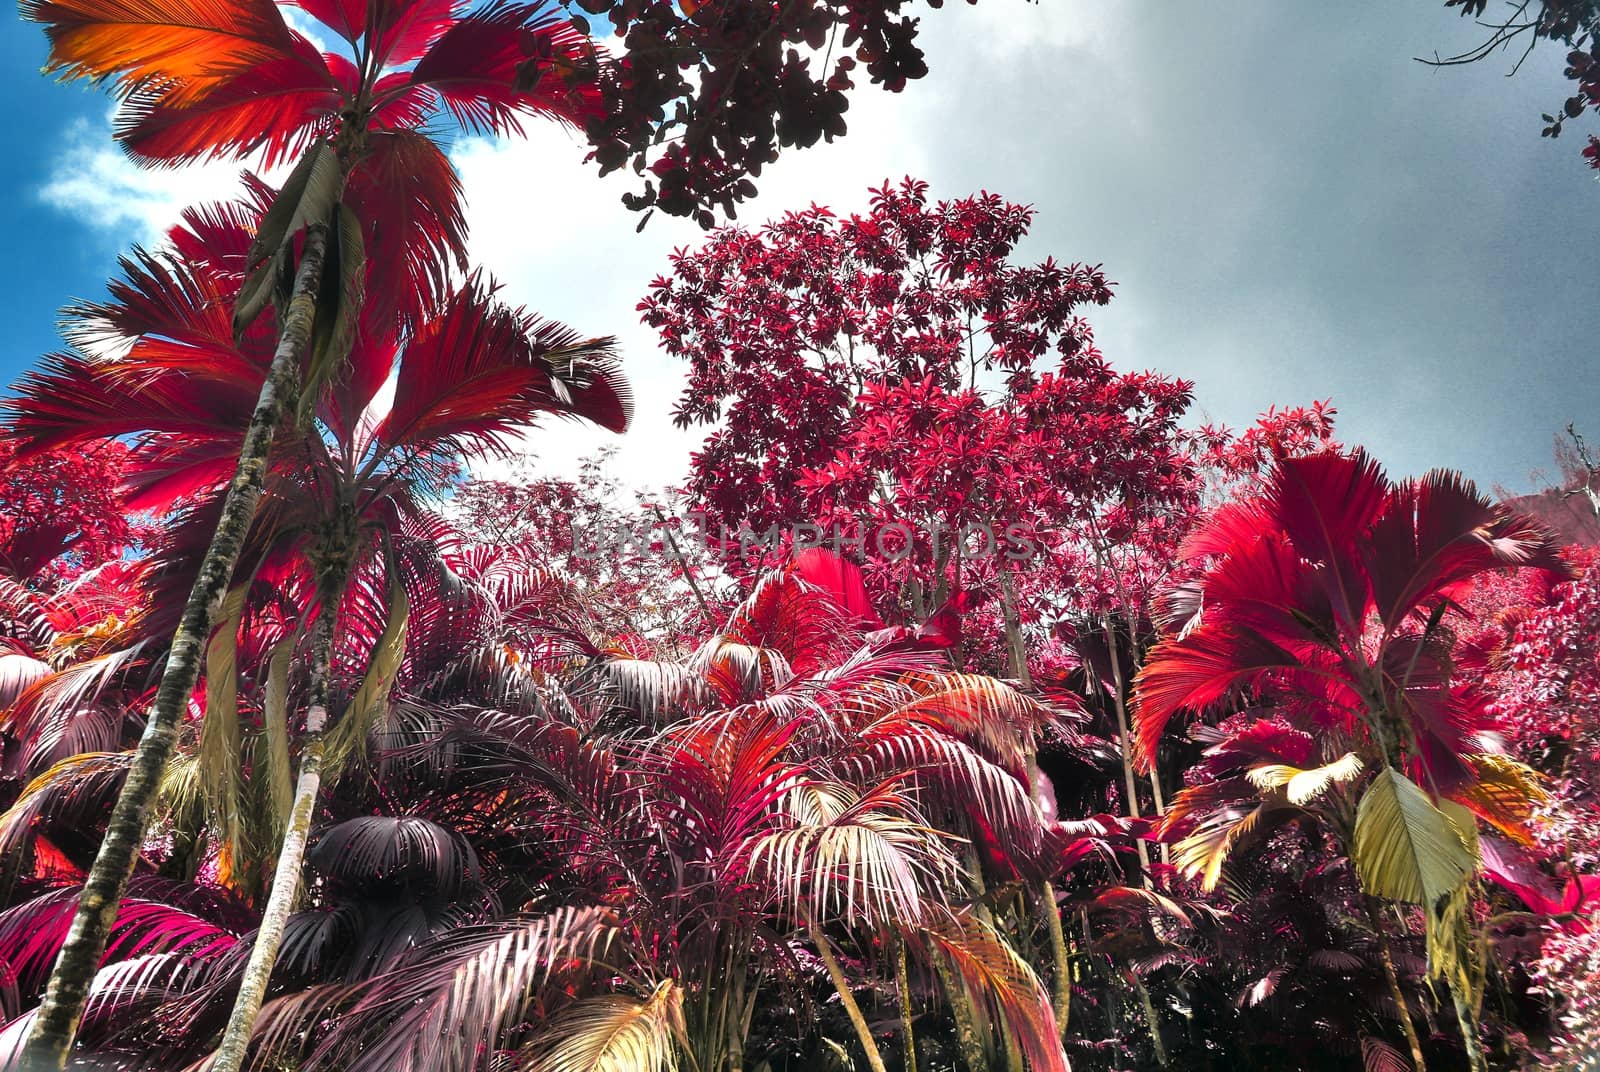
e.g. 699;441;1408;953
3;2;1598;497
0;26;116;367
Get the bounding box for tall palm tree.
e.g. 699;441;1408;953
1133;450;1565;1072
14;0;602;1061
2;198;627;1068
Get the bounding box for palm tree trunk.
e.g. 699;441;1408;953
930;950;987;1072
1038;883;1071;1037
1450;977;1487;1072
208;602;337;1072
894;935;917;1072
1363;896;1428;1072
19;224;330;1072
1130;971;1170;1069
808;917;888;1072
1099;619;1152;876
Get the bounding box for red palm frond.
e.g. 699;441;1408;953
788;547;879;626
168;193;270;275
854;720;1048;876
22;0;302;103
342;130;467;335
1266;450;1387;630
1199;718;1318;770
1365;468;1566;631
376;279;623;457
719;568;853;678
5;351;257;455
404;2;601;136
1133;625;1302;771
0;886;238;1001
651;710;801;864
117;49;339;167
368;0;455;67
1195;530;1334;650
292;0;365;44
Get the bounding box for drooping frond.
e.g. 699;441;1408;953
0;751;131;866
1133;626;1300;772
377;280;625;457
293;906;622;1072
919;911;1068;1072
343;130;467;336
887;672;1047;776
748;780;956;929
1352;767;1474;907
1246;751;1363;806
520;980;684;1072
306;815;481;898
1447;752;1547;845
0;886;238;1000
117;50;339;166
1161;778;1298;892
590;657;705;723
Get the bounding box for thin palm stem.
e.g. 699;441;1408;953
17;224;331;1072
808;916;888;1072
209;594;339;1072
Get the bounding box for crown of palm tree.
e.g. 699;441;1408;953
24;0;604;332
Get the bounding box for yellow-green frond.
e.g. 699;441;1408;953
1352;768;1474;906
521;981;684;1072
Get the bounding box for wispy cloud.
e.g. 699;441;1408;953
40;114;281;248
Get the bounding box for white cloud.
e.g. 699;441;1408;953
39;115;283;249
451;24;952;493
34;2;1596;495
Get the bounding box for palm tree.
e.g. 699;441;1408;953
2;198;628;1068
1134;450;1565;1072
0;555;1083;1072
14;0;602;1060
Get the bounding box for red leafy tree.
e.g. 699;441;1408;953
643;177;1196;668
0;440;139;585
1458;545;1600;1067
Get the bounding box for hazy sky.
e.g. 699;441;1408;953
4;2;1596;495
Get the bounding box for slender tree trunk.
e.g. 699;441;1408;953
208;602;337;1072
1038;883;1071;1037
931;950;987;1072
894;935;917;1072
1102;618;1165;823
1450;976;1487;1072
1363;896;1429;1072
18;226;330;1072
997;567;1031;689
808;917;888;1072
1099;620;1152;876
1130;971;1170;1069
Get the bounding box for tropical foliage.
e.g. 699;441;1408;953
3;1;1599;1067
